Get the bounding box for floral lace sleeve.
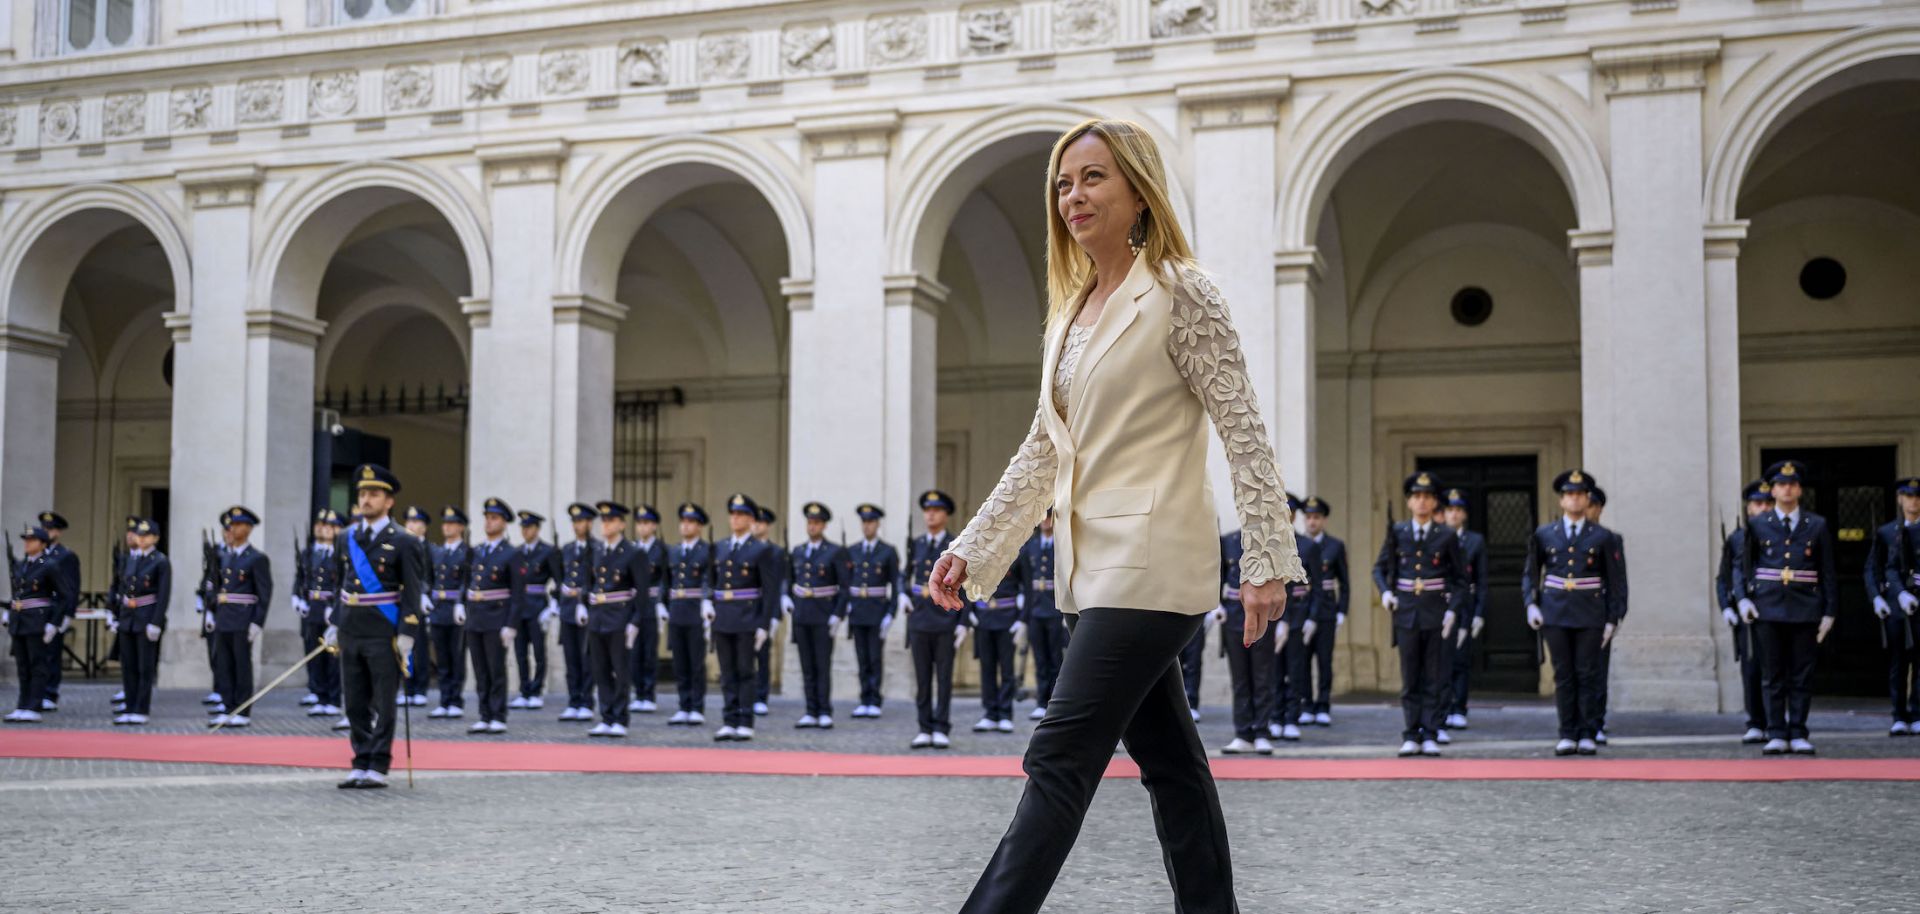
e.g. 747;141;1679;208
1167;264;1307;587
945;402;1058;602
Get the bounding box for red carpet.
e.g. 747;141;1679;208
3;730;1917;781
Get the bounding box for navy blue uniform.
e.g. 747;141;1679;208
1740;509;1838;741
557;538;593;712
1218;531;1274;742
464;538;517;724
1272;536;1323;729
209;545;273;714
1717;525;1765;732
971;568;1023;724
116;548;171;717
299;543;341;709
710;536;782;729
39;541;79;702
1372;521;1469;742
1867;519;1920;724
619;537;666;706
1443;528;1488;719
1013;532;1066;710
755;537;790;706
1306;533;1348;716
845;537;901;710
908;531;967;735
789;538;850;718
585;538;653;726
1594;530;1629;733
332;517;426;776
664;539;714;714
509;539;562;701
1522;519;1626;741
426;541;471;711
10;550;71;713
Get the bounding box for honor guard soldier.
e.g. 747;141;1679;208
1586;486;1627;744
710;495;782;741
1373;471;1468;757
33;511;78;711
1270;493;1322;742
1013;510;1065;721
626;504;668;715
908;489;969;749
111;518;169;725
846;503;901;718
424;507;471;721
556;503;598;721
1216;529;1274;755
296;510;345;719
5;525;70;722
970;564;1024;734
399;506;434;706
329;464;427;788
1717;481;1774;743
579;501;652;738
462;498;517;734
1867;476;1920;736
108;516;138;714
789;501;850;728
1738;460;1838;755
1522;470;1626;755
204;506;272;729
1299;497;1347;726
1440;490;1488;732
509;510;562;711
664;503;715;725
752;504;788;717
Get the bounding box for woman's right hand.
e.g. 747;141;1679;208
928;554;969;612
1240;580;1287;647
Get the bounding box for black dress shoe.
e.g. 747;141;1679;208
337;778;363;790
360;779;389;789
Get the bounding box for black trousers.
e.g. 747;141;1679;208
713;630;757;728
1275;627;1309;725
755;632;774;705
301;613;339;705
42;626;65;700
627;617;659;702
1595;639;1614;730
429;623;465;708
1885;614;1919;723
1223;623;1275;741
404;632;431;698
558;618;592;709
466;629;510;723
1542;625;1603;740
794;622;835;717
512;617;548;698
204;630;218;694
588;629;631;725
1308;617;1336;714
119;628;161;715
1396;626;1445;742
12;632;53;711
1446;630;1475;717
1756;620;1818;740
977;627;1018;721
850;622;887;707
960;608;1236;914
340;632;400;774
211;630;254;712
1734;623;1765;730
1029;616;1068;707
1179;626;1206;709
667;622;707;712
911;629;957;735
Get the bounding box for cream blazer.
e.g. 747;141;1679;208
947;252;1304;615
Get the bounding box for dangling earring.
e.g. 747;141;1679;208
1127;209;1148;257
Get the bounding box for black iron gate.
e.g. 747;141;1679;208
313;383;469;515
613;387;685;513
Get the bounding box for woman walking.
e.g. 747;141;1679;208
928;117;1304;914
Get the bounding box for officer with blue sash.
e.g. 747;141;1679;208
205;506;272;729
1737;459;1837;755
664;502;714;726
1013;510;1064;721
328;464;426;789
710;494;782;741
1522;470;1625;755
846;503;901;719
789;501;849;728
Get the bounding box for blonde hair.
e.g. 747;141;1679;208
1042;118;1196;336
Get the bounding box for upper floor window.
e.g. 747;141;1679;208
337;0;420;23
63;0;148;53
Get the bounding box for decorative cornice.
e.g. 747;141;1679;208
1568;228;1614;266
780;276;815;311
177;164;262;208
162;310;193;343
1703;220;1749;261
796;109;899;160
1742;327;1920;363
1591;37;1721;96
0;323;71;358
1319;343;1581;379
477;139;571;186
552;292;628;331
460;295;492;329
1177;76;1290;130
1272;247;1324;284
244;309;326;342
882;272;949;315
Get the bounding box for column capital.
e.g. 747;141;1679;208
552;292;628;331
1177;77;1290;130
178;165;263;208
1703;220;1749;260
1591;37;1720;96
780;276;815;311
1272;247;1324;284
477;139;571;186
244;308;326;343
797;109;900;160
0;322;69;358
883;272;949;315
1568;228;1614;266
162;310;193;343
460;295;493;329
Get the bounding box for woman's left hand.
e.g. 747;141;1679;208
928;554;970;612
1240;580;1287;647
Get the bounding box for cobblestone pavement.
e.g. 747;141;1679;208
1;758;1916;913
14;683;1920;760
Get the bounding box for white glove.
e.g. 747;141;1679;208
1273;621;1289;652
293;596;310;617
1901;591;1919;615
1817;615;1835;643
575;606;589;626
626;623;640;649
146;623;162;642
1601;622;1616;649
203;613;216;633
1381;592;1399;612
248;622;261;643
500;625;515;644
43;622;57;644
0;610;8;626
538;606;558;632
897;593;913;615
1456;627;1469;648
700;599;716;623
1208;606;1226;627
1302;619;1318;644
107;616;119;634
953;627;966;648
1440;610;1456;641
1336;611;1346;628
781;595;795;614
1470;615;1484;639
1722;607;1740;627
195;595;205;614
1016;594;1026;611
655;603;669;621
1739;598;1759;623
1526;604;1544;630
420;595;433;613
59;616;71;633
767;615;781;639
1875;596;1893;620
453;603;467;625
397;634;415;674
1010;620;1026;639
755;628;769;650
880;615;893;639
323;625;339;649
832;616;846;640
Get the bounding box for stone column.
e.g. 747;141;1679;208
1272;249;1321;496
1703;219;1748;708
242;307;324;669
1585;38;1723;710
550;293;624;507
0;324;65;535
471;141;567;516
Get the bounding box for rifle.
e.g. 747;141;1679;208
1900;522;1916;651
1719;517;1748;664
5;532;17;602
293;525;310;617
